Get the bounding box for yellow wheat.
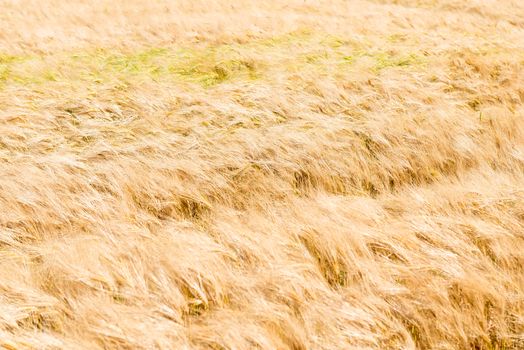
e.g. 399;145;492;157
0;0;523;349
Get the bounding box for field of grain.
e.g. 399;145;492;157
0;1;523;349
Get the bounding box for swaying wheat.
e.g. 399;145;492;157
0;0;523;349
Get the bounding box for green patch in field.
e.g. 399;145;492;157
0;31;428;91
374;52;423;70
0;53;26;65
342;50;425;71
107;48;167;75
0;53;26;83
169;47;261;86
0;65;8;83
303;51;330;64
387;33;408;43
71;44;263;87
319;34;353;49
342;55;355;64
85;47;170;80
0;52;64;87
9;68;61;85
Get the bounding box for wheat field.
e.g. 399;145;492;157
0;0;523;349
